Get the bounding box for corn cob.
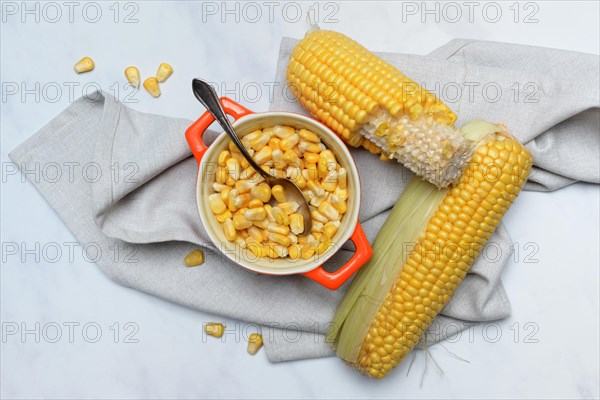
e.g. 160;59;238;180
287;29;473;188
326;120;532;379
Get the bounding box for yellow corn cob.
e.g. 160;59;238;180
287;29;474;188
327;121;532;379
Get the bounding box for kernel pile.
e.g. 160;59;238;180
208;125;349;259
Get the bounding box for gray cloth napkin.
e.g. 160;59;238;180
9;38;599;363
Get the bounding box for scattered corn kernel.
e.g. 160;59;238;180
184;250;205;267
124;66;140;87
74;56;95;73
204;323;224;338
247;333;263;355
143;77;161;97
156;63;173;82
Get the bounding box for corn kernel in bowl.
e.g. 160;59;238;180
208;125;349;259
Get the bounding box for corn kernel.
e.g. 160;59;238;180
263;204;276;223
268;232;291;246
299;140;321;154
220;186;232;204
311;209;329;224
253;218;269;229
184;250;205;267
283;150;301;167
216;166;228;184
229;141;240;154
272;149;285;168
247;226;263;243
233;193;250;209
307;165;319;182
304;152;320;164
233;214;252;230
335;187;348;200
247;333;263;355
248;243;267;258
289;244;301;259
331;194;347;214
267;223;290;236
319;201;340;220
74;56;95;73
244;207;266;221
272;207;289;225
243;131;261;148
311;221;324;233
156;63;173;82
279;201;299;215
272;185;286;203
124;66;140;88
280;133;300;151
235;180;255;194
223;218;236;241
290;169;307;189
240;167;256;180
215;210;232;223
143;77;161;97
268;137;281;150
226;158;241;180
251;183;271;203
273;125;295;139
254;146;272;164
248;199;263;209
316;240;331;255
209;193;227;215
338;168;347;189
299;129;321;143
300;245;315;260
302;190;315;203
250;132;271;151
323;221;340;239
218;150;231;166
307;180;325;198
322;170;338;192
204;322;224;338
287;232;298;244
290;213;304;235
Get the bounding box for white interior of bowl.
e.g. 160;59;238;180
196;112;361;275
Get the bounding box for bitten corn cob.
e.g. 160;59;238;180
287;29;472;188
327;121;532;379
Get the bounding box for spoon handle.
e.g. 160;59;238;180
192;79;269;180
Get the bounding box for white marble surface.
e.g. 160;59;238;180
1;1;599;398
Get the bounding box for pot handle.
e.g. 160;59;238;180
303;223;372;290
186;97;254;164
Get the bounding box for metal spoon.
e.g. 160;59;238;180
192;78;312;236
